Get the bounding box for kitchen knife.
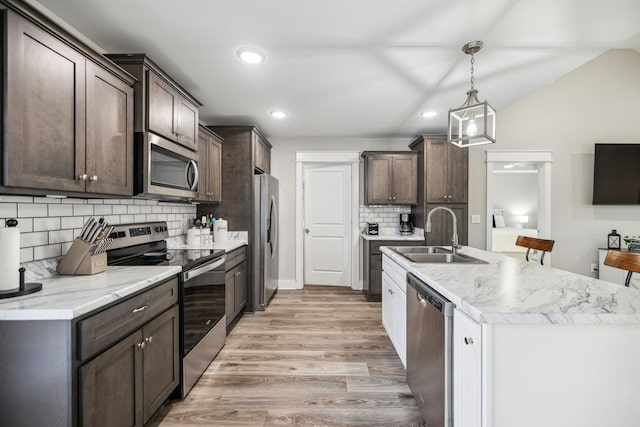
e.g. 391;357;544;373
84;220;100;243
80;218;95;241
87;221;103;244
94;225;114;251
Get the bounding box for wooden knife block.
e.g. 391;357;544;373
57;238;107;275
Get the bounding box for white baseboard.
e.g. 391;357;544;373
277;279;303;290
351;279;363;291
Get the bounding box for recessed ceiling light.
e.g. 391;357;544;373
503;164;514;169
269;109;288;119
237;47;265;64
420;111;437;118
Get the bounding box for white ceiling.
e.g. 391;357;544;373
30;0;640;140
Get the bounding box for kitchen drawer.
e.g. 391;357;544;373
225;246;247;271
78;276;178;361
382;256;408;294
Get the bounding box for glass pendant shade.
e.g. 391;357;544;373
448;89;496;148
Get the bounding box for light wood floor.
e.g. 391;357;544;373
149;285;424;426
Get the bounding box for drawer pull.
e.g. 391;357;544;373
132;303;149;314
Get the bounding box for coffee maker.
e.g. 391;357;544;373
399;213;414;235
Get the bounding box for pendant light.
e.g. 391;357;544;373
448;41;496;148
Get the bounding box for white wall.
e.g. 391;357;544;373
493;172;539;228
469;49;640;276
270;138;412;282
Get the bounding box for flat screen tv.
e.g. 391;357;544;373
592;143;640;205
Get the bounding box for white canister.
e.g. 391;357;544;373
186;228;201;245
213;219;228;243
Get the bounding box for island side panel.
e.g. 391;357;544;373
488;323;640;427
0;320;73;427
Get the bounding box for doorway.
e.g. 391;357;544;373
486;151;552;263
303;164;352;286
295;152;360;289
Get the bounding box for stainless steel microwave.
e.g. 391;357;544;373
136;132;199;199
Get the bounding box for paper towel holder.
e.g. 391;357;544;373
0;267;42;299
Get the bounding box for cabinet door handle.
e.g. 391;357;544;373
89;175;98;181
145;336;153;344
388;196;392;201
464;337;474;345
137;341;146;350
132;303;149;314
78;173;88;181
392;196;396;200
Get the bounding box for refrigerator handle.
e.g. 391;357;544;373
268;195;277;256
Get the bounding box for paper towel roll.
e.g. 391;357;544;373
0;226;20;291
213;219;228;243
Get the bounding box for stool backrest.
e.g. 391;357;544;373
604;250;640;287
515;236;555;265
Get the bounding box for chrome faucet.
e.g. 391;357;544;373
426;206;462;254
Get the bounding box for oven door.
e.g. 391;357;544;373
181;256;226;355
145;132;199;199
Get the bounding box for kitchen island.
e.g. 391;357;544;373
382;246;640;427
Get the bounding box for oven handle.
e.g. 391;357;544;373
183;255;226;282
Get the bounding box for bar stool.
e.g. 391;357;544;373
604;250;640;287
515;235;555;265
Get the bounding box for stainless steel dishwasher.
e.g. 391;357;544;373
406;272;454;427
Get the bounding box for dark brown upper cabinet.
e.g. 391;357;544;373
362;151;418;205
2;5;135;196
106;54;201;152
410;135;469;245
196;124;223;203
253;132;271;174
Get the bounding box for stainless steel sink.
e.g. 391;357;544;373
392;246;451;254
389;246;487;264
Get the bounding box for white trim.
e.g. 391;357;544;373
277;279;303;290
295;151;360;290
486;150;553;265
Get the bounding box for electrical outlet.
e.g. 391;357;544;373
590;263;598;273
471;214;481;224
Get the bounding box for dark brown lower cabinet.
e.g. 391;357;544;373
363;238;425;301
0;276;179;427
81;304;179;426
225;247;247;326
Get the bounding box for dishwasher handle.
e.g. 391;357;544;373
407;272;454;316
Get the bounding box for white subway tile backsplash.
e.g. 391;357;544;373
61;198;85;204
22;232;48;247
18;203;48;217
0;203;18;218
73;204;94;216
94;205;113;215
20;247;33;263
48;204;73;217
119;214;134;223
34;217;61;232
112;205;128;214
8;197;196;263
49;229;74;244
61;216;84;229
34;244;62;260
359;205;411;232
0;195;33;203
18;219;33;233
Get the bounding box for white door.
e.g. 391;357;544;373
303;163;351;286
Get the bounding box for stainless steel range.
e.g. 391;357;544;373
106;221;226;397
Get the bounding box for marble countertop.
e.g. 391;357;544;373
361;232;425;241
166;231;247;252
0;266;181;321
381;246;640;325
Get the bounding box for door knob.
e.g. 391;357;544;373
304;228;310;234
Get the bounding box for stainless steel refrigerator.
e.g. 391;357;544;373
253;174;279;310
